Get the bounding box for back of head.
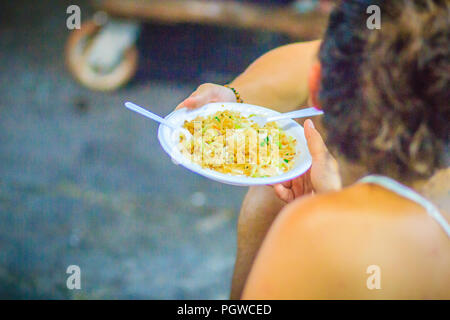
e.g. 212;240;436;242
319;0;449;180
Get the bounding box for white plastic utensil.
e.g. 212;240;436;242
124;101;178;129
251;107;323;127
124;101;192;138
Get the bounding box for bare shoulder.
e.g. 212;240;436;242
280;40;321;52
281;183;449;239
243;185;450;299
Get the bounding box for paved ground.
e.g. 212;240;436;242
0;0;290;299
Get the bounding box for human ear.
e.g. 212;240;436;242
308;62;321;109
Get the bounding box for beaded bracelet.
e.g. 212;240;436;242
224;85;244;103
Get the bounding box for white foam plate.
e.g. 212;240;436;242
157;102;312;186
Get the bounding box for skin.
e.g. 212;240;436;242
176;41;325;299
176;40;321;113
231;118;342;299
242;183;450;299
174;40;450;299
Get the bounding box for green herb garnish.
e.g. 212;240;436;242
260;136;269;147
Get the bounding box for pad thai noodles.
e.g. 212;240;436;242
178;110;297;177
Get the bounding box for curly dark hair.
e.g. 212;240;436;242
319;0;449;180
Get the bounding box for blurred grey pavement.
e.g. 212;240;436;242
0;0;291;299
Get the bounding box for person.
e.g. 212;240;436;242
175;0;449;299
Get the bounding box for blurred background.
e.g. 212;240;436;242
0;0;328;299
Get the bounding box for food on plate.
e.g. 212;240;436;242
178;110;297;177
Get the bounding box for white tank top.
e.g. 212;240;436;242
358;175;450;238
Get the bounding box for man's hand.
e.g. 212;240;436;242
175;83;237;110
273;119;342;203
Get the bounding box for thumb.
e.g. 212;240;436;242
178;95;204;109
176;89;212;110
304;119;342;192
180;96;201;109
304;119;328;162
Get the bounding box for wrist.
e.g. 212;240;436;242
224;84;244;103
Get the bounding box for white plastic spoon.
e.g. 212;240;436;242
124;101;179;129
124;101;193;138
251;107;323;127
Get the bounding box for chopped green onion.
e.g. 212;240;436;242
215;116;220;122
283;159;289;163
260;136;269;147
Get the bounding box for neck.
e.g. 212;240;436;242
408;168;450;215
404;177;429;192
401;168;449;192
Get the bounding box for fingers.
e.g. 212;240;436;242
291;171;313;198
304;119;342;193
178;96;200;109
304;119;329;162
188;88;214;109
175;83;237;110
281;179;292;188
304;170;313;193
300;170;313;195
175;91;206;110
273;184;294;203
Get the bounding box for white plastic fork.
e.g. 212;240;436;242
124;101;192;138
250;107;323;127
